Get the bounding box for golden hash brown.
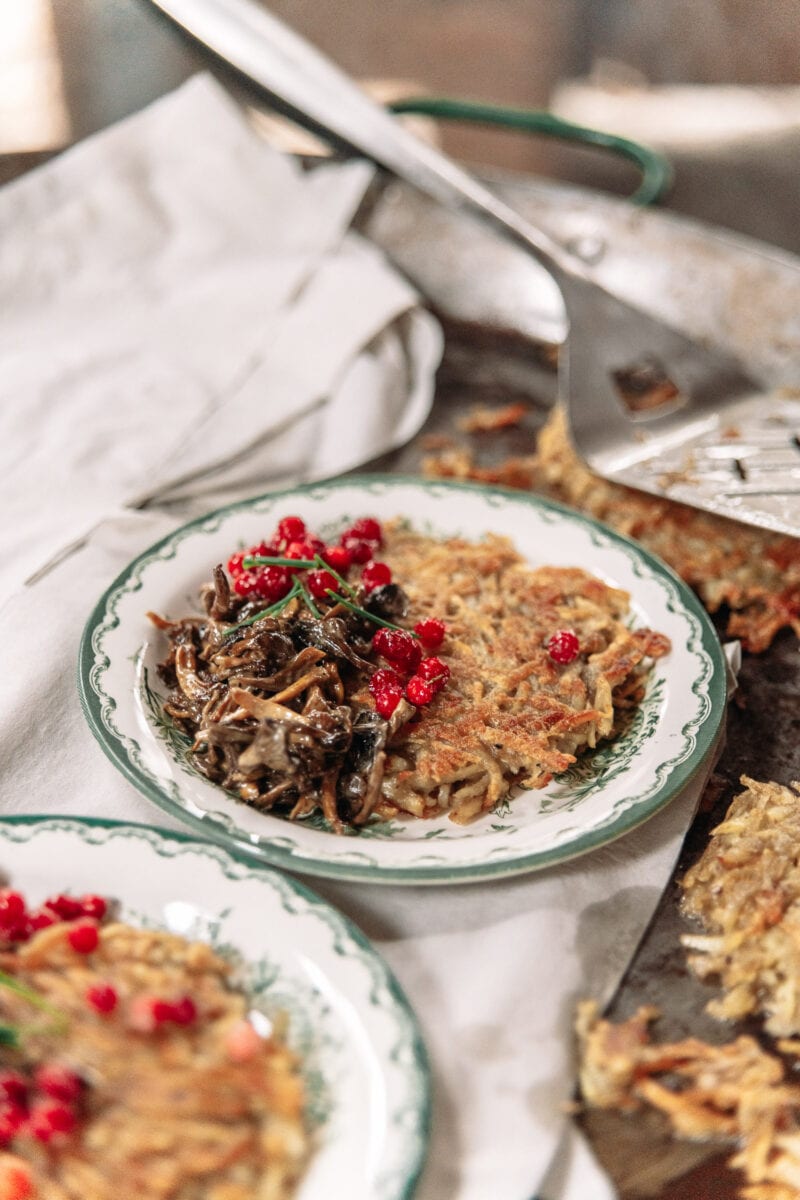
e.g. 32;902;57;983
369;524;670;824
682;777;800;1037
423;406;800;653
577;1001;800;1200
0;922;309;1200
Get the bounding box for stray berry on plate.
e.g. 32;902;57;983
547;629;581;665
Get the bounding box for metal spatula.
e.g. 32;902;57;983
151;0;800;538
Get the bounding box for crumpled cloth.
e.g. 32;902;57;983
0;73;442;596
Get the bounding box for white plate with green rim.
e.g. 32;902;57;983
78;475;727;885
0;815;429;1199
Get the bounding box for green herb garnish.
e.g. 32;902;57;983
0;969;68;1044
242;555;317;570
222;580;302;639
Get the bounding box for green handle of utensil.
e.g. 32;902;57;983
388;96;672;206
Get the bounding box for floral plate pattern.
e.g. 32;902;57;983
0;816;429;1199
78;476;727;884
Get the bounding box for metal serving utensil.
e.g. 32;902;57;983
150;0;800;537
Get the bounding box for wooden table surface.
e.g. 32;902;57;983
5;4;800;1197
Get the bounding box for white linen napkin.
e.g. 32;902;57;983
0;73;442;595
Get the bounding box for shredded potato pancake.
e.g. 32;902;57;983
423;406;800;652
681;777;800;1037
0;922;309;1199
577;1001;800;1200
372;526;670;824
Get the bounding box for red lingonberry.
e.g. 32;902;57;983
374;629;422;674
347;517;383;545
26;907;59;933
27;1100;76;1141
307;569;340;601
226;550;247;577
247;540;275;559
321;544;351;572
86;983;118;1015
374;686;403;719
170;997;197;1026
233;570;261;598
414;618;446;650
368;668;403;697
66;922;99;955
253;566;291;603
417;657;450;693
0;1113;17;1147
547;629;581;665
79;894;107;921
150;999;177;1026
339;536;372;564
33;1065;82;1104
0;1073;28;1109
405;676;436;706
0;893;25;930
284;539;318;565
0;1159;33;1199
2;924;29;945
275;516;306;545
361;561;392;592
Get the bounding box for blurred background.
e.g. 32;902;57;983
3;0;800;251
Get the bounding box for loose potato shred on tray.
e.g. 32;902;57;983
577;778;800;1200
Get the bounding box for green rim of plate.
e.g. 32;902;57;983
0;813;431;1200
78;474;727;885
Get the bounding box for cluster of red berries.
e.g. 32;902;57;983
369;621;450;717
0;1063;85;1148
226;514;393;604
0;889;106;949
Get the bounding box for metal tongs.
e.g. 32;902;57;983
151;0;800;537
